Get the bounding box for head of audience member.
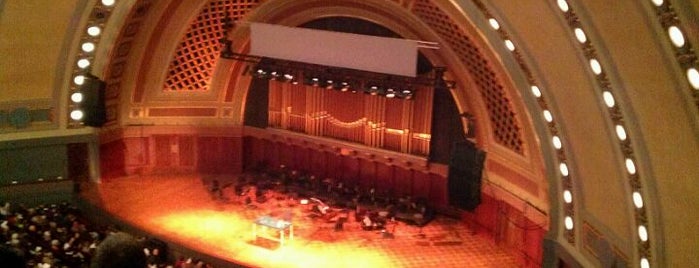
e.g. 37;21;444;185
0;245;26;268
91;232;146;268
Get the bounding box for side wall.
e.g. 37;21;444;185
0;134;94;205
99;126;244;179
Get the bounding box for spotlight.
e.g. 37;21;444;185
367;85;379;95
252;68;268;79
386;88;396;98
341;82;350;92
283;73;294;81
304;76;320;86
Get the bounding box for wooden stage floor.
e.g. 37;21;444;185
81;175;519;268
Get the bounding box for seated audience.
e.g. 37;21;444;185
0;202;211;268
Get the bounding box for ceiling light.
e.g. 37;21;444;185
563;190;572;203
640;258;650;268
531;85;542;97
625;158;637;175
574;28;587;43
488;18;500;30
77;59;91;69
615;125;627;141
557;0;570;12
564;216;574;230
552;136;562;149
668;26;685;47
638;225;648;241
687;68;699;89
543;110;553;122
74;75;86;85
82;42;95;53
71;92;84;103
70;110;84;120
101;0;116;6
633;191;644;208
589;59;602;74
602;91;615;107
559;163;569;176
87;26;101;37
504;40;515;51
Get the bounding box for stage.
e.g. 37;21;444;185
81;175;518;267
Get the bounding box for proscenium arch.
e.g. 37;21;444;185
217;0;551;220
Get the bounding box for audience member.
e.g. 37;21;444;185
90;232;146;268
0;244;25;268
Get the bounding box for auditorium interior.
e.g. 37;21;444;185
1;0;697;267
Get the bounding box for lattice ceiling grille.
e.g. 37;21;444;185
412;0;524;154
164;0;261;92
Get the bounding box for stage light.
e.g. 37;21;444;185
341;82;350;92
304;76;320;86
325;80;335;89
385;88;396;98
367;85;379;95
253;68;269;79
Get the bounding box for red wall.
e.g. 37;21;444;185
465;191;547;267
100;127;242;178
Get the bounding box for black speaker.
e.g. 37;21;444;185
243;77;269;128
447;141;486;211
80;75;106;127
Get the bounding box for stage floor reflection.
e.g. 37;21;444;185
82;175;518;268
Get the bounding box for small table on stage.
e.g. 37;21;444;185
252;216;293;246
